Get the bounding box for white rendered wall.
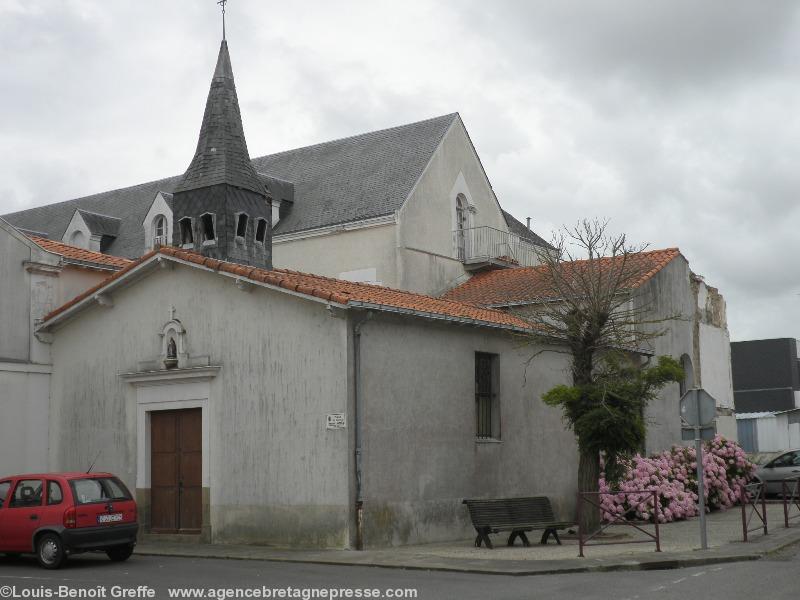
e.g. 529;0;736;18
47;263;351;547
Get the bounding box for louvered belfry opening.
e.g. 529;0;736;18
171;40;272;269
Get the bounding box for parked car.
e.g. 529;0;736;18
753;449;800;495
0;472;138;569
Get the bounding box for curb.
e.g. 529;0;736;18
134;530;800;577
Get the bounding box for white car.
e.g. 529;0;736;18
754;449;800;495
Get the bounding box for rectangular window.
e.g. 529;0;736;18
236;213;248;238
200;213;216;243
475;352;500;440
47;481;63;505
0;481;10;508
179;218;194;245
9;479;43;508
255;218;267;244
69;477;132;505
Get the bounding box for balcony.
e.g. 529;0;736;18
453;226;541;269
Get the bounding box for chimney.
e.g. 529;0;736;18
526;217;531;231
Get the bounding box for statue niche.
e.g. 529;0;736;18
160;308;187;370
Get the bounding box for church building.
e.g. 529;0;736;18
0;36;735;548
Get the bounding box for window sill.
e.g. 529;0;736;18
475;438;502;444
202;240;217;247
181;243;194;250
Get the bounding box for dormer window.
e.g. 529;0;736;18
200;213;216;245
69;230;87;248
235;213;248;239
179;218;194;246
255;218;267;244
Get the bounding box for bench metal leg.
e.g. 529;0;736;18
474;527;493;549
507;531;530;547
540;528;561;545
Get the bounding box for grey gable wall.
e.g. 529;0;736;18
357;314;576;546
3;114;458;259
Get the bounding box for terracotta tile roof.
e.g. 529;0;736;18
27;235;134;269
443;248;682;306
42;247;533;332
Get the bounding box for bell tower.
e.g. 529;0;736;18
171;39;272;269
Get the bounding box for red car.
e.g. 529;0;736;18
0;472;138;569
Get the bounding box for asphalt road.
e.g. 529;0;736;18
0;547;798;600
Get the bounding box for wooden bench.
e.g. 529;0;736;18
462;496;574;549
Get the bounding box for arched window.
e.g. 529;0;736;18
456;194;470;231
152;215;167;247
69;230;86;248
455;194;471;260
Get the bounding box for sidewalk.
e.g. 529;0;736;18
135;504;800;576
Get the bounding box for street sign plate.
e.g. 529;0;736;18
680;389;717;427
681;426;715;441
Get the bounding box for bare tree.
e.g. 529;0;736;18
522;219;682;533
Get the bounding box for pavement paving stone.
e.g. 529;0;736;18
135;503;800;575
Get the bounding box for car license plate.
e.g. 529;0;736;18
97;513;123;524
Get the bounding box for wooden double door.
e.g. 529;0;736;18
151;409;202;533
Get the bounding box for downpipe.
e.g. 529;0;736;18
353;311;373;550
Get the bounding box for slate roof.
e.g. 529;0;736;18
501;210;553;249
77;209;121;237
443;248;682;306
174;41;265;197
27;235;133;269
43;247;533;332
3;113;458;259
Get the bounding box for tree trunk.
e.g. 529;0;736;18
578;447;601;534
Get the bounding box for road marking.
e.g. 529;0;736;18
692;571;706;577
672;577;687;584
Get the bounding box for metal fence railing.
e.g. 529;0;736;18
763;476;800;529
453;226;541;267
577;490;661;557
740;481;768;542
781;477;800;528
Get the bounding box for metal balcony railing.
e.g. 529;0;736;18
153;235;169;248
453;226;541;268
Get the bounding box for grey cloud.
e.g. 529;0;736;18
1;0;798;341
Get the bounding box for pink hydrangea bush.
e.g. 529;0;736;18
599;435;755;523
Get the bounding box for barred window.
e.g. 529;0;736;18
475;352;500;439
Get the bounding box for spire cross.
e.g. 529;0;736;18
217;0;227;40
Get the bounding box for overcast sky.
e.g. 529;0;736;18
1;0;798;341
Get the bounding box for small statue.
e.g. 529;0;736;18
164;337;178;369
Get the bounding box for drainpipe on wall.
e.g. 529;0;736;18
353;311;373;550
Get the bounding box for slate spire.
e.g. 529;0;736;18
174;40;265;196
171;39;272;269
